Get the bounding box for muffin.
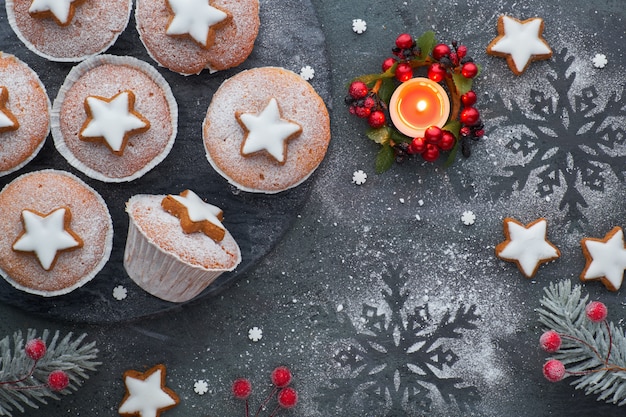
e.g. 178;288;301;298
51;55;178;182
0;170;113;297
6;0;132;62
203;66;331;193
135;0;260;75
0;52;50;177
124;191;241;302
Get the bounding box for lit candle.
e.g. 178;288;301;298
388;77;450;138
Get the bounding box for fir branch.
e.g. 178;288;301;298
538;280;626;406
0;329;100;416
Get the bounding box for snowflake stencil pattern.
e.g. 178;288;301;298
314;266;480;415
490;49;626;227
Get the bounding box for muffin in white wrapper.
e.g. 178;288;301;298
124;194;241;303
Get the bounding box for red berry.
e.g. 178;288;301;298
427;63;446;83
47;370;69;391
424;126;443;145
354;106;371;119
460;107;480;125
232;378;252;399
382;57;396;72
368;110;386;129
539;330;562;353
456;45;468;59
439;131;456;151
432;43;451;60
450;52;459;66
395;62;413;82
542;359;566;382
348;81;368;99
422;143;440;162
460;127;471;137
271;366;292;388
25;338;46;361
585;301;608;322
395;33;414;50
363;96;376;109
407;137;426;154
277;387;298;409
461;91;477;107
461;62;478;78
474;129;485;138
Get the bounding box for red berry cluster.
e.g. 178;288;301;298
386;33;419;82
540;301;617;383
346;80;386;129
428;41;477;82
402;126;456;162
232;366;297;416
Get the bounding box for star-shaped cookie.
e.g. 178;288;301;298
80;90;150;156
119;364;179;417
495;217;560;278
580;226;626;292
161;189;226;241
13;207;83;271
0;86;19;133
486;15;552;75
165;0;231;49
28;0;85;26
237;98;302;164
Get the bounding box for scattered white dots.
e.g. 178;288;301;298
248;327;263;342
194;380;209;395
337;304;344;312
112;285;127;300
461;210;476;226
592;53;607;69
352;169;367;185
418;199;424;206
352;18;367;34
299;65;315;81
399;198;405;204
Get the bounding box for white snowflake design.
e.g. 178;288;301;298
592;53;608;69
299;65;315;81
352;18;367;34
352;169;367;185
112;285;127;301
461;210;476;226
194;379;209;395
248;327;262;342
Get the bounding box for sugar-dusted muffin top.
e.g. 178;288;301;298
0;170;113;296
126;194;240;271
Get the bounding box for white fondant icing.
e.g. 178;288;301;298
489;16;551;73
28;0;80;25
583;228;626;290
119;368;177;417
498;219;559;277
239;98;301;163
81;91;148;153
170;190;224;230
166;0;228;47
13;208;81;271
0;87;17;130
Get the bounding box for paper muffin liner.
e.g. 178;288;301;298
5;0;132;62
51;54;178;182
124;205;241;303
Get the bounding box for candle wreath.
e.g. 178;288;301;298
346;31;483;173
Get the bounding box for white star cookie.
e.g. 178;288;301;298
165;0;231;49
28;0;84;26
80;91;150;156
161;189;226;241
495;217;560;278
0;87;19;133
580;227;626;292
237;98;302;164
486;15;552;75
13;207;83;271
119;364;179;417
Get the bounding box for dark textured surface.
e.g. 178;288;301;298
1;0;626;416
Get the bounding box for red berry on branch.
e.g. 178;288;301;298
48;370;69;391
422;144;440;162
439;131;456;151
277;387;298;409
232;378;252;399
382;57;396;72
407;137;426;154
25;338;46;361
460;126;471;137
424;126;443;145
461;62;478;78
348;81;369;99
460;107;480;125
585;301;608;322
395;62;413;82
432;43;451;60
474;129;485;138
368;110;386;129
427;63;446;83
456;45;468;59
363;96;376;109
395;33;414;50
354;106;371;119
542;359;566;382
539;330;562;353
461;90;477;107
271;366;292;388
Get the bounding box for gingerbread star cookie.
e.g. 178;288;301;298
161;189;226;241
165;0;232;49
486;15;552;75
119;364;179;417
28;0;85;27
0;86;19;133
495;217;560;278
580;226;626;292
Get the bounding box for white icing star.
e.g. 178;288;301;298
119;366;178;417
248;327;262;342
592;53;608;69
0;87;18;131
28;0;81;25
194;380;209;395
352;169;367;185
581;227;626;291
113;285;128;301
488;16;552;74
495;218;560;278
80;91;149;155
461;210;476;226
299;65;315;81
166;0;228;47
239;98;302;164
352;18;367;34
171;190;224;230
13;208;81;271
